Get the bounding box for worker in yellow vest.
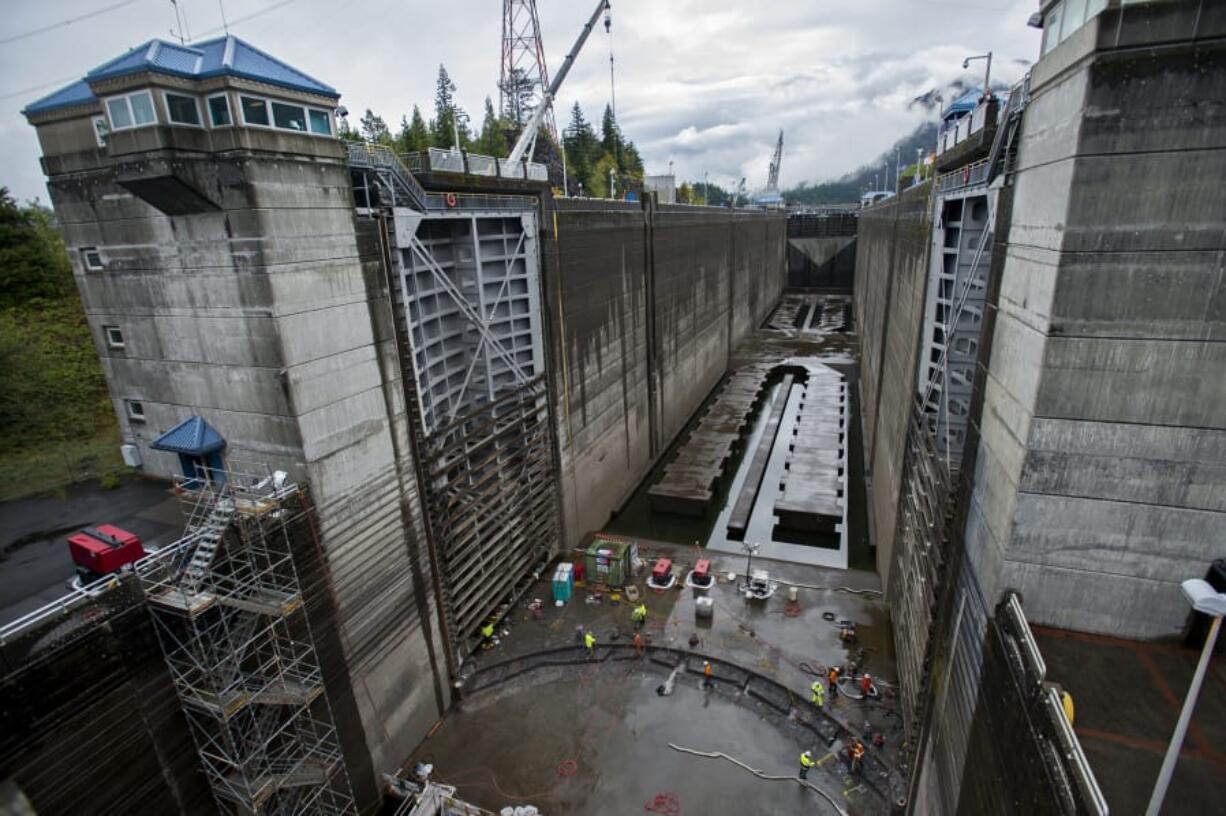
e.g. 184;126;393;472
799;749;816;779
810;679;825;708
632;603;647;629
584;631;596;658
481;622;495;646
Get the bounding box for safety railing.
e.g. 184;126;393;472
935;158;991;195
998;593;1109;815
345;141;429;211
466;153;498;177
428;147;466;173
423;192;537;212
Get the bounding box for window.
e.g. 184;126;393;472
240;95;269;126
103;325;124;349
308;109;332;135
126;400;146;422
271;101;307;131
106;90;156;130
81;246;104;270
234;93;333;136
165;92;201;126
1061;0;1088;41
1042;0;1108;57
208;94;232;127
91;116;109;148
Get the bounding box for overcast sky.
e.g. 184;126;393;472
1;0;1040;203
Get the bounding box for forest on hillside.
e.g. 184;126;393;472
344;64;644;198
0;188;121;498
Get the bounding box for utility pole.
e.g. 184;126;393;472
895;146;901;192
963;52;993;97
916;147;924;183
703;170;709;205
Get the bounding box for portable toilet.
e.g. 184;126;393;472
552;562;574;603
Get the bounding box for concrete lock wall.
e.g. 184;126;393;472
788;238;857;290
965;5;1226;639
853;184;934;588
44;146;445;808
544;199;786;547
0;598;214;815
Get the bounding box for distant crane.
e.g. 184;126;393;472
507;1;611;167
501;0;558;142
756;130;785;208
766;130;784;194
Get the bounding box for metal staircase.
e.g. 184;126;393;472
346;141;428;211
986;76;1029;184
182;498;235;595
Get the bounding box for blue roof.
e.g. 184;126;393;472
152;415;227;456
25;35;337;116
941;89;1003;121
23;80;98;115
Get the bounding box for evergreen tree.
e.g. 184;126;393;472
396;106;431;153
359;109;391;144
563;102;601;194
407;106;431;152
600;104;621;157
0;190;72;307
677;182;693;204
501;67;537;127
431;64;470;149
477;97;509;156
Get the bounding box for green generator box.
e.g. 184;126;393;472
584;537;638;588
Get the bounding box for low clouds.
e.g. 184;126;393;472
0;0;1039;203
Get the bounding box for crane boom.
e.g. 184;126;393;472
766;130;784;192
506;0;611;166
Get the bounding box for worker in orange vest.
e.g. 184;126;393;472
850;740;865;776
633;630;645;657
860;673;873;697
828;665;839;698
703;661;714;689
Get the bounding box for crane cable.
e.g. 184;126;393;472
605;4;616;120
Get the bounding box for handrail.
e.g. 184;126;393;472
345;141;429;211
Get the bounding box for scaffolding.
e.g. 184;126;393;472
139;463;355;815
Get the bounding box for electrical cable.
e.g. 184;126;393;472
667;743;850;816
0;0;142;47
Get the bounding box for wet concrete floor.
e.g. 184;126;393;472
407;540;907;814
1034;625;1226;814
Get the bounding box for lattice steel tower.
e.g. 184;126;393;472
501;0;558;142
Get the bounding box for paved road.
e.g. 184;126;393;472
0;477;182;627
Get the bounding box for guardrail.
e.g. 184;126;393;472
935;158;991;195
406;146;548;182
998;592;1109;816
